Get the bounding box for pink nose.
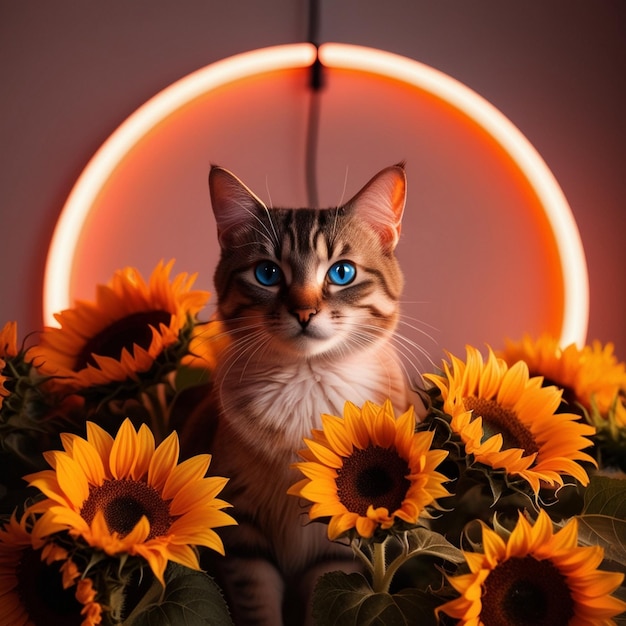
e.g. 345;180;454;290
291;308;317;328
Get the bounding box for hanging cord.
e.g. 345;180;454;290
305;0;324;208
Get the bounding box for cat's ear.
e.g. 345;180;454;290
346;164;407;250
209;166;267;246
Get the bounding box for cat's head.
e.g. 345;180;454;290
209;164;406;360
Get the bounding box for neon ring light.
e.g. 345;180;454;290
43;43;589;348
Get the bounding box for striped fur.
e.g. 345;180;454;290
182;164;423;625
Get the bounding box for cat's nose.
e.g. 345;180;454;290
291;308;317;328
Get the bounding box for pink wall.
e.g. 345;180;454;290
1;2;625;361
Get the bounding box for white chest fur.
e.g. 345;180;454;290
216;347;412;457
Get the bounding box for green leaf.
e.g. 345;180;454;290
577;476;626;566
124;564;233;626
312;571;438;626
174;365;210;392
576;514;626;566
392;589;441;626
582;476;626;518
404;528;465;564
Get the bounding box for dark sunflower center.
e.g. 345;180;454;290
480;556;574;626
464;396;539;456
16;547;84;625
75;310;171;369
81;478;173;539
335;445;411;516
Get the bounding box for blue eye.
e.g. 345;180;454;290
327;261;356;286
254;261;282;286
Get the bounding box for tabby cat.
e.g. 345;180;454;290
182;163;424;625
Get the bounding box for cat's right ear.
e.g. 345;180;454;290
346;163;407;251
209;166;267;246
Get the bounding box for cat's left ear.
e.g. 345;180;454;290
346;163;406;250
209;165;268;247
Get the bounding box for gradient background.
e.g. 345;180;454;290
1;2;624;361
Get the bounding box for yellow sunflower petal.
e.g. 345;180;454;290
169;476;229;516
481;525;506;568
320;413;353;457
170;508;237;543
109;418;139;480
309;500;349;517
354;515;377;538
370;399;396;448
70;437;105;486
497;359;529;406
526;509;553;550
291;461;338;482
54;452;90;507
148;429;180;491
286;478;310;498
343;401;370;449
160;542;202;571
116;514;151;550
299;478;340;503
86;421;115;465
44;506;90;536
478;348;504;398
328;512;359;540
162;454;211;501
60;432;79;454
570;571;626;598
548;515;578;552
302;438;342;469
0;321;18;358
132;423;156;480
133;542;169;586
394;405;417;455
23;470;66;505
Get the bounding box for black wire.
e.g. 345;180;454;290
307;0;323;90
305;0;324;208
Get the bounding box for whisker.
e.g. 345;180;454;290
264;175;274;210
338;317;435;375
395;319;439;352
234;199;278;249
397;310;441;335
217;331;269;395
338;331;420;397
262;207;280;249
337;165;350;207
237;335;273;384
343;310;439;355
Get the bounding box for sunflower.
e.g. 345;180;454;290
500;334;626;422
0;320;18;410
0;320;18;358
288;399;450;540
424;345;596;495
24;418;236;585
437;509;626;625
29;260;210;391
0;511;102;626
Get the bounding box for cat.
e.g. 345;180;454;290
181;163;425;625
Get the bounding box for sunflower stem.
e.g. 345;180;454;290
371;539;389;593
381;533;414;592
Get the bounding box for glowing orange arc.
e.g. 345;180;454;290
43;42;588;347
